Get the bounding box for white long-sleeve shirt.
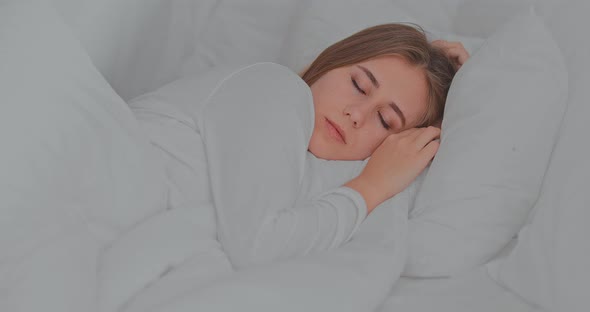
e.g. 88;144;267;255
198;63;370;269
131;63;371;271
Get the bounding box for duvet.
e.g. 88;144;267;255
110;63;415;312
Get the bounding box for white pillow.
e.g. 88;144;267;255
404;11;568;277
451;0;534;38
51;0;214;101
0;0;167;310
486;2;590;311
279;0;418;73
279;0;484;75
181;0;299;76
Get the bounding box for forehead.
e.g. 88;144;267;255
356;56;429;126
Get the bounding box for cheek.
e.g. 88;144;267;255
310;84;329;113
311;77;350;111
358;128;388;156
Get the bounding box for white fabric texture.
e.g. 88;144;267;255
378;265;536;312
0;1;168;311
181;0;299;77
109;67;240;312
278;0;417;73
128;174;412;312
404;11;568;277
486;1;590;311
51;0;219;101
279;0;484;74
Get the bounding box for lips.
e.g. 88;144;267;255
325;117;346;144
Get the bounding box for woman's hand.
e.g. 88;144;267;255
345;126;440;214
432;40;470;70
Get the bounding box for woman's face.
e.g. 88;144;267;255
308;55;430;160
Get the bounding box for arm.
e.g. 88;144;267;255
432;39;470;70
141;188;412;312
198;63;366;269
346;127;441;214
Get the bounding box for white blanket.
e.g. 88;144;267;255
119;63;413;311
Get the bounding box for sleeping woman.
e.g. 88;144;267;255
130;23;469;270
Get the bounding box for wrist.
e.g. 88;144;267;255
344;176;383;214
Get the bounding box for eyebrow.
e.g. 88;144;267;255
357;65;407;128
389;102;406;128
357;65;379;88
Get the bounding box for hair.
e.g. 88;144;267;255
300;23;456;127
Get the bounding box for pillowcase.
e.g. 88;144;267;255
403;11;568;277
278;0;485;74
180;0;299;77
451;0;535;38
0;0;167;310
51;0;210;101
278;0;417;73
486;2;590;311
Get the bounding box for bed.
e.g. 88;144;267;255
1;0;588;311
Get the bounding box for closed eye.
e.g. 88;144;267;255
378;112;391;130
351;77;366;95
351;77;391;130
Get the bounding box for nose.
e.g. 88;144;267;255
343;102;372;128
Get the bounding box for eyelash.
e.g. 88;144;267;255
351;77;366;95
351;77;391;130
378;112;391;130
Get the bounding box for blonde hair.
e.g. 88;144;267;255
301;23;456;127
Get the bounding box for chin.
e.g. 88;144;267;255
309;137;366;161
308;140;334;160
308;145;328;160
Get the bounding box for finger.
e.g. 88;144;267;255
431;39;447;48
433;41;470;66
443;43;469;59
419;139;440;166
457;52;469;66
413;126;441;149
439;41;466;51
398;128;427;143
433;40;461;51
396;127;421;138
445;46;470;65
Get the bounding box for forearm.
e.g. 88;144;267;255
218;186;367;269
344;175;387;214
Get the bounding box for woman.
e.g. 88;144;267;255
200;23;470;269
130;23;469;270
304;23;468;214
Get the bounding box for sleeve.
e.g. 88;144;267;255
198;63;367;269
136;181;411;312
